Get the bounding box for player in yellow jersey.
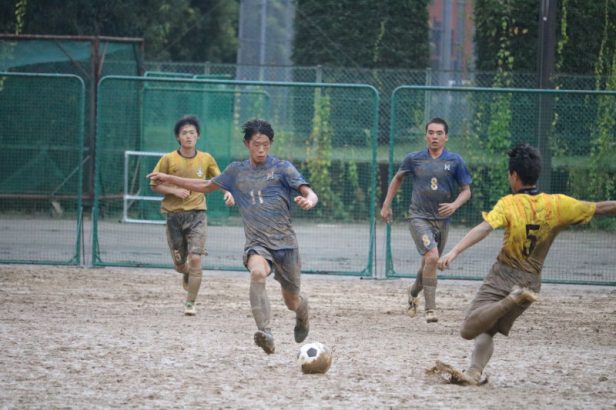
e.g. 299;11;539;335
150;115;234;316
435;144;616;385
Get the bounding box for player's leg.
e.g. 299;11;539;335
407;262;424;317
465;332;495;383
460;262;540;340
422;247;439;323
184;211;207;316
245;249;275;354
166;213;190;293
272;249;309;343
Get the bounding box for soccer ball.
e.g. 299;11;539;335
297;342;332;374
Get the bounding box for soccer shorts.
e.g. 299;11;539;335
165;210;207;265
409;218;449;256
244;246;302;294
466;261;542;336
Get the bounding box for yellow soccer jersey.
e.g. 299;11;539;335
150;150;221;213
482;193;596;275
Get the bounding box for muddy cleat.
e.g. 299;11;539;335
294;316;310;343
510;286;538;304
432;360;487;386
184;301;196;316
425;309;438;323
254;329;275;354
407;296;419;318
182;273;189;291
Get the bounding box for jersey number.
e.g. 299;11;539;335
430;177;438;190
523;224;540;256
250;190;264;205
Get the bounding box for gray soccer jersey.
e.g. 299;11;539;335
213;155;309;250
398;148;472;220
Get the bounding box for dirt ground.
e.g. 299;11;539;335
0;265;614;409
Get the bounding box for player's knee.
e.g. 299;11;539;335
250;267;268;282
460;322;476;340
283;294;300;310
188;253;201;266
424;249;439;266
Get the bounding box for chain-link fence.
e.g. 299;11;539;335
93;76;379;276
386;86;616;285
0;73;85;264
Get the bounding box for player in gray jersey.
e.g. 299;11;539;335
381;118;472;323
148;119;318;354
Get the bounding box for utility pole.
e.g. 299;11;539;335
537;0;557;192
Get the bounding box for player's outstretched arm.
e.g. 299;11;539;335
147;172;220;193
438;184;471;217
595;200;616;216
294;185;318;210
380;172;405;224
151;183;190;199
438;221;493;270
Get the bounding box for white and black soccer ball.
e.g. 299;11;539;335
297;342;332;374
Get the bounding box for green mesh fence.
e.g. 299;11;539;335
0;73;85;265
386;86;616;285
93;77;379;276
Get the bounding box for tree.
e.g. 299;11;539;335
293;0;429;69
0;0;239;63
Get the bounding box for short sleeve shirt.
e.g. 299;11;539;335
398;149;472;220
212;155;309;250
483;193;596;275
151;150;221;213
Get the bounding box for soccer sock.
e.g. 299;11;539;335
460;295;519;340
186;266;202;302
410;267;423;297
469;333;494;376
250;281;271;330
295;294;309;320
423;276;437;311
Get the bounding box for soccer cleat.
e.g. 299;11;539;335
254;329;275;354
510;286;538;304
433;360;484;386
407;296;418;318
294;316;310;343
425;309;438;323
182;273;189;291
184;301;196;316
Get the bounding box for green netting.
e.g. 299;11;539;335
0;72;85;265
93;77;378;276
386;86;616;285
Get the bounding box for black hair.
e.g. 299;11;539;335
425;117;448;134
243;119;274;142
174;115;200;137
508;143;542;185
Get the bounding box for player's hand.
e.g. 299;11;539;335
147;172;169;184
438;202;457;217
223;191;235;207
294;195;315;210
437;251;457;271
174;188;191;199
380;207;393;224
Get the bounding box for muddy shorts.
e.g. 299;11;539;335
165;211;207;266
409;218;449;255
467;261;542;336
243;246;301;294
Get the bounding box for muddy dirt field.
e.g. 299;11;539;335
0;265;614;409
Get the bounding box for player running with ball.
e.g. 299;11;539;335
149;119;318;354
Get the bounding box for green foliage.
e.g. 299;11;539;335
305;91;345;219
293;0;429;69
0;0;239;63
